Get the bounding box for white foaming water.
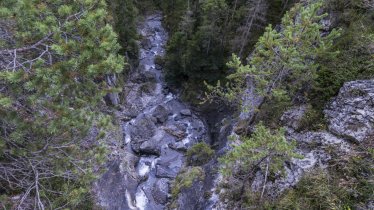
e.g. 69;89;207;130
137;157;158;177
182;122;193;145
165;92;174;103
135;188;148;210
124;119;136;144
138;160;151;177
125;132;131;144
209;174;223;210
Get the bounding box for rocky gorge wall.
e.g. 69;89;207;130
206;80;374;209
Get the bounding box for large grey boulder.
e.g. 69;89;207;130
152;179;170;204
152;105;169;123
130;117;156;153
325;80;374;143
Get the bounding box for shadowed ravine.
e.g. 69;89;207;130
95;13;209;210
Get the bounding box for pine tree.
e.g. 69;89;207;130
232;0;268;56
0;0;124;208
220;123;302;202
207;0;340;124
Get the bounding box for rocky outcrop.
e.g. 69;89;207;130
207;80;374;209
260;80;374;197
325;80;374;143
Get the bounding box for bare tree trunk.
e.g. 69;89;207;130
238;0;263;57
260;157;270;200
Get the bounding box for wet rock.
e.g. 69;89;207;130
130;117;156;153
325;80;374;143
152;179;169;204
156;164;178;178
95;154;140;210
141;38;152;50
139;140;161;156
155;64;162;70
180;109;192;116
152;105;169;123
132;70;157;83
168;142;188;152
163;125;187;140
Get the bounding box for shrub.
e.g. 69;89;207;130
273;146;374;210
171;167;205;198
186;142;214;166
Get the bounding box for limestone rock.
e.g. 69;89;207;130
180;109;192;116
325;80;374;143
152;105;169;123
152;179;169;204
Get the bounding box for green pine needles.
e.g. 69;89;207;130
206;0;341;114
0;0;124;208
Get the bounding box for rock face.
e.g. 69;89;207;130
95;13;208;210
259;80;374;198
206;80;374;209
325;80;374;143
152;179;169;204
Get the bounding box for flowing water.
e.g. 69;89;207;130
96;13;209;210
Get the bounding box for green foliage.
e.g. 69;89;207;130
186;142;214;166
171;166;205;199
207;0;340;112
274;147;374;210
220;123;301;178
0;0;124;208
219;123;302;208
106;0;139;63
162;0;290;87
164;0;229;85
298;106;327;131
310;0;374;107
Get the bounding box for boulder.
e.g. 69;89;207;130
156;164;178;178
139;140;161;156
180;109;192;116
152;179;170;204
168;142;188;152
162;125;187;140
130;117;156;153
152;105;169;123
141;38;152;50
325;80;374;143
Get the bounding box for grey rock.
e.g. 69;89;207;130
152;105;169;123
141;38;152;50
280;105;308;130
168;142;188;152
325;80;374;143
152;179;169;204
156;164;177;178
130;117;156;153
163;125;187;140
180;109;192;116
139;140;161;156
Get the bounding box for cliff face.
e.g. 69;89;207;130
273;80;374;194
325;80;374;143
202;80;374;209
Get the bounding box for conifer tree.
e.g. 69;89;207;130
220;123;301;202
207;0;340;124
0;0;124;208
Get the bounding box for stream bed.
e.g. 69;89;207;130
95;13;209;210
